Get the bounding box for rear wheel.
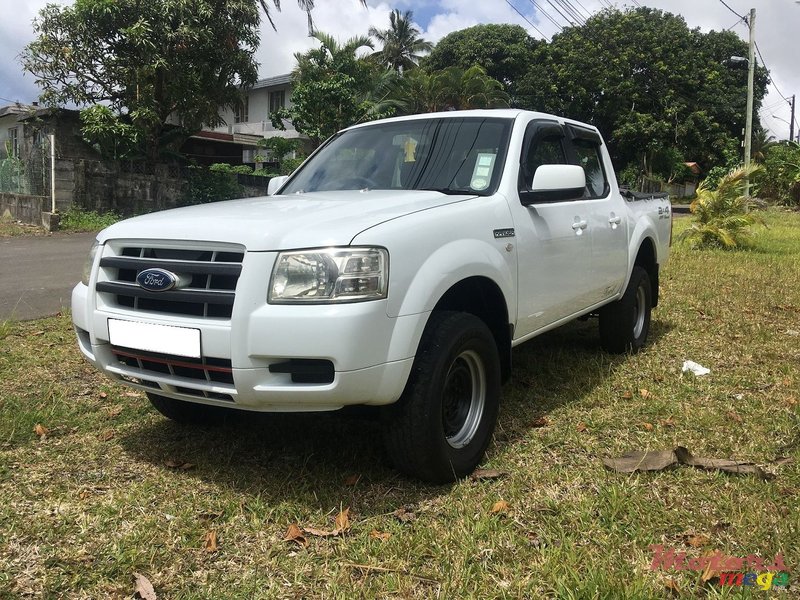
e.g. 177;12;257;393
383;311;501;483
147;392;234;425
599;265;652;354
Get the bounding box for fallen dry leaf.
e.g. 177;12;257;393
685;534;710;548
470;468;506;481
33;423;49;438
105;405;123;418
604;446;770;479
123;391;140;398
530;416;550;428
343;474;360;486
726;411;743;423
99;392;108;399
639;389;652;399
369;529;391;541
164;459;195;470
79;489;91;501
490;500;510;514
576;422;588;432
284;523;308;548
701;551;723;582
664;578;681;596
642;422;654;431
203;530;218;553
393;506;417;523
335;508;351;533
98;430;115;442
198;511;223;522
621;391;633;399
304;526;338;538
659;417;675;427
133;573;157;600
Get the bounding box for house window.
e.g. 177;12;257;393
234;96;249;124
269;90;285;114
7;127;19;157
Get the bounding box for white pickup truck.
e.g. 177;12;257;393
72;109;671;482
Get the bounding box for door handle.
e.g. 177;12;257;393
572;220;587;230
609;216;622;225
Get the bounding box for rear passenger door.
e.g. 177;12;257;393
566;125;628;304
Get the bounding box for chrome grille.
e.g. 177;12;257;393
97;245;244;318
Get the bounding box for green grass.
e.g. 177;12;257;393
59;207;121;232
1;210;798;598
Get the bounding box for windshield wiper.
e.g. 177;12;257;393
418;187;473;195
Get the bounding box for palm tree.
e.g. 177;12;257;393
258;0;366;34
751;128;777;163
368;9;433;72
394;66;509;114
678;165;765;249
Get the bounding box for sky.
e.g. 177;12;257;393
0;0;798;141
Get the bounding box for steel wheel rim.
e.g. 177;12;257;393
633;284;647;339
442;350;486;449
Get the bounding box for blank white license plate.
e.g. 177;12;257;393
108;319;201;358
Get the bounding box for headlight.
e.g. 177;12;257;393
269;247;388;303
81;240;100;286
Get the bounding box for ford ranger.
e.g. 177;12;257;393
72;109;671;482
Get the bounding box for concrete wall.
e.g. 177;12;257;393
0;192;48;224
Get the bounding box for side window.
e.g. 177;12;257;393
523;134;567;189
571;138;609;199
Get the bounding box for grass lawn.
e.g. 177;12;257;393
1;210;798;598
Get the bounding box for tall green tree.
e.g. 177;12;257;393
271;31;394;146
22;0;262;161
422;24;541;104
518;7;769;178
368;9;432;72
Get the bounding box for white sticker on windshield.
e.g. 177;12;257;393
471;153;496;190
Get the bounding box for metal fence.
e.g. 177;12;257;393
0;141;50;197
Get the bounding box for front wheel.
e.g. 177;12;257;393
599;265;652;354
382;311;501;483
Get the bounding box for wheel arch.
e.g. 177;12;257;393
633;237;659;307
431;276;512;382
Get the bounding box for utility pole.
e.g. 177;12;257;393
791;94;796;143
743;7;755;199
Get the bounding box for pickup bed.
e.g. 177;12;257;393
72;109;671;482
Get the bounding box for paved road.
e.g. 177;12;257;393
0;232;97;321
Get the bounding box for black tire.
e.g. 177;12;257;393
382;311;501;483
147;392;234;425
599;265;652;354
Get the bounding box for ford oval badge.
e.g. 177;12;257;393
136;268;178;292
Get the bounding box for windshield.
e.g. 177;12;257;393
281;117;512;196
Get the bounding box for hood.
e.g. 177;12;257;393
98;190;475;251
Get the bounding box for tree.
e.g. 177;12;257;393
518;7;769;179
422;24;540;103
396;66;509;115
368;9;432;72
258;0;365;34
271;31;395;146
22;0;260;161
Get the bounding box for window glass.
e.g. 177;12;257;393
269;90;285;114
281;117;512;195
572;138;608;198
523;134;566;188
234;97;249;124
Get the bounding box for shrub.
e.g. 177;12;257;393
60;207;121;232
678;165;765;249
182;165;243;205
753;142;800;206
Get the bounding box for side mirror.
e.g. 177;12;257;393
520;164;586;205
267;175;289;196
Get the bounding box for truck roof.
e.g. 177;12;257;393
343;109;599;134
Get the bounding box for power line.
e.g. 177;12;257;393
717;0;746;22
753;40;791;105
529;0;564;31
505;0;549;40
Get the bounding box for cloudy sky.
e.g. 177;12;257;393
1;0;798;140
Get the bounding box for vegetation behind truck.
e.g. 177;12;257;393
73;110;672;482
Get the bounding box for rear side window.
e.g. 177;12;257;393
571;137;609;199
